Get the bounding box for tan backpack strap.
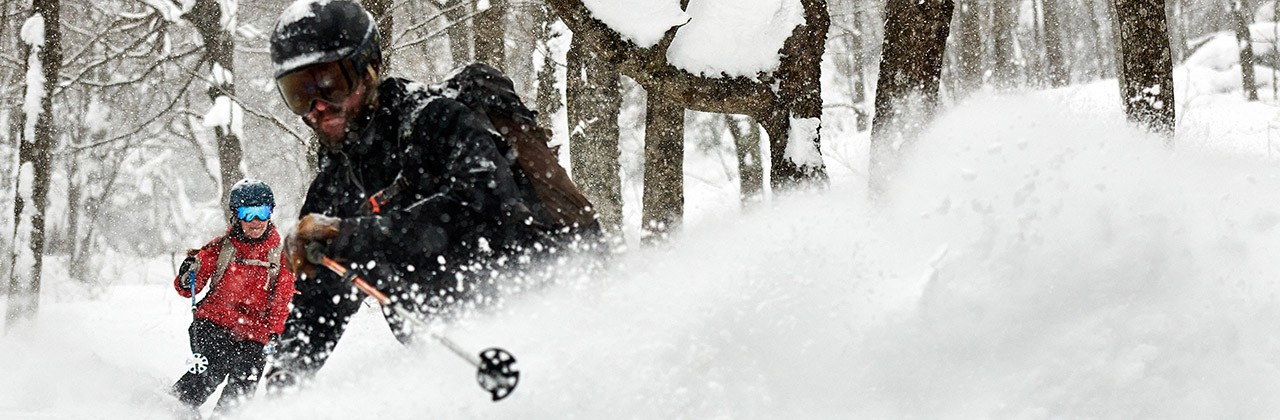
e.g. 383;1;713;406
208;236;236;295
261;240;287;318
267;240;285;288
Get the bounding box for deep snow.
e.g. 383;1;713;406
7;82;1280;418
7;15;1280;417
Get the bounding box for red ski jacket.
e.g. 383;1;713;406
174;226;296;344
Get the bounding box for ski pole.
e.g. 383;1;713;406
306;246;519;401
189;268;197;312
183;251;209;375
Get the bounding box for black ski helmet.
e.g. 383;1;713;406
228;179;275;211
269;0;381;79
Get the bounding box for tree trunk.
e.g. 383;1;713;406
566;39;624;234
535;7;561;118
189;0;242;217
362;0;394;73
7;0;60;326
1231;0;1259;101
852;8;869;131
870;0;954;195
1166;0;1185;63
1043;0;1069;86
726;115;764;204
770;0;830;188
642;95;684;242
1114;0;1177;141
1107;0;1127;101
954;0;983;94
474;0;506;70
444;0;472;67
1090;0;1113;79
991;0;1018;89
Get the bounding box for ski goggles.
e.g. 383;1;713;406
276;59;360;115
236;205;273;222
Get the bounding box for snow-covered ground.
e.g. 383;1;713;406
7;77;1280;418
11;16;1280;416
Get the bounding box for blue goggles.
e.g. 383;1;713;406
236;205;273;222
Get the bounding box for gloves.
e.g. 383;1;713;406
263;334;280;356
177;256;199;289
178;256;196;274
286;214;343;277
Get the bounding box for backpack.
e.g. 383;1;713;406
431;63;599;231
358;64;599;232
191;236;286;316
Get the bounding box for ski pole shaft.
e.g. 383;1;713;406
189;270;197;312
316;256;481;367
307;247;519;400
184;248;200;312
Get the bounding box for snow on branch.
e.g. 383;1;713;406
21;14;45;145
669;0;805;77
218;0;238;31
581;0;689;48
141;0;197;23
785;114;822;168
203;95;244;139
581;0;805;77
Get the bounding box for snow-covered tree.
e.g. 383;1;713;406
546;0;830;237
7;0;61;325
187;0;244;215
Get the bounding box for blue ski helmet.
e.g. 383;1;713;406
228;179;275;211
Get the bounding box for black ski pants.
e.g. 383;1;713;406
173;318;266;413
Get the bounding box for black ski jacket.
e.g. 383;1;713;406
299;77;551;296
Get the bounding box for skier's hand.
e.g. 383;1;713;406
264;334;280;356
177;256;199;288
178;256;196;274
296;213;341;241
287;214;342;277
